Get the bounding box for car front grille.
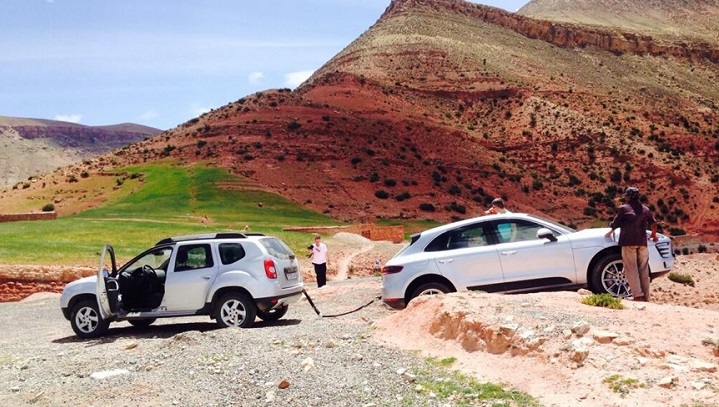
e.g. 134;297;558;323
655;241;672;258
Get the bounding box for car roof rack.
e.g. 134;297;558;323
154;232;264;246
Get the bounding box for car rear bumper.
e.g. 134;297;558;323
382;297;406;310
256;290;303;311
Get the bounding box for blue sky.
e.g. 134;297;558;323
1;0;530;130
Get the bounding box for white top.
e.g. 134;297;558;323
311;242;328;264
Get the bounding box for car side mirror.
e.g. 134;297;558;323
537;228;557;242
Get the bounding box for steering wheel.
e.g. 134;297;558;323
142;264;156;275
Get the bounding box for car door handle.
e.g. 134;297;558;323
500;251;518;256
202;276;211;280
437;259;454;264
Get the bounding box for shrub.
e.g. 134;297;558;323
395;192;411;202
419;203;436;212
384;178;397;187
668;272;695;287
287;121;301;131
581;293;624;309
374;190;389;199
698;244;707;253
41;203;55;212
447;202;466;214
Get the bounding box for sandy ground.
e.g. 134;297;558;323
373;253;719;407
4;235;719;406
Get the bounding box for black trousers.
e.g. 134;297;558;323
313;262;327;287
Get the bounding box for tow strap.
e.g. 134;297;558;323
302;289;381;318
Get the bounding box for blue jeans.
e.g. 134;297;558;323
621;246;650;300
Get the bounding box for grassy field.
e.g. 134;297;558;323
0;164;340;266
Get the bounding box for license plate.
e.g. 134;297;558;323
284;266;298;280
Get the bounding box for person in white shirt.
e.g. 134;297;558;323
484;197;511;215
309;234;329;288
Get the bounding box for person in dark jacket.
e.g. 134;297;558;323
605;186;658;301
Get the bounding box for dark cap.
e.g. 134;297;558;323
623;186;640;200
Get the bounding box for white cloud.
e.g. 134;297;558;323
54;114;82;123
284;70;314;89
248;71;264;85
191;106;211;118
138;110;158;121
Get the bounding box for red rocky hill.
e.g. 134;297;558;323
6;0;719;242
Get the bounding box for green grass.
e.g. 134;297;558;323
399;357;539;406
0;164;339;265
581;293;625;310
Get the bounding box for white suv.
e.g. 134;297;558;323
60;232;303;338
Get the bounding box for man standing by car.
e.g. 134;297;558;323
605;187;658;301
309;234;329;288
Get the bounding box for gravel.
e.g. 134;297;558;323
0;278;457;407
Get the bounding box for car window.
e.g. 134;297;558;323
219;243;246;265
492;220;545;244
175;244;214;271
259;238;294;259
124;247;173;272
425;223;489;252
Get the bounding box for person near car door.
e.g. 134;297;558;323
605;186;658;301
309;234;329;288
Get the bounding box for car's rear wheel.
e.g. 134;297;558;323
410;282;451;303
70;299;109;339
215;293;256;328
256;304;288;322
591;253;631;298
128;318;156;328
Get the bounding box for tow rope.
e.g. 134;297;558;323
302;289;381;318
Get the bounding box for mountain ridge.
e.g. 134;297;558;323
2;0;718;243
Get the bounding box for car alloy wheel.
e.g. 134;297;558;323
70;299;109;338
215;293;256;328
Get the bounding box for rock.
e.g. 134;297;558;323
90;369;131;380
657;376;675;388
301;357;315;372
571;321;590;336
278;380;290;389
592;330;619;344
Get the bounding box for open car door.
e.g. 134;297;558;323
97;244;120;318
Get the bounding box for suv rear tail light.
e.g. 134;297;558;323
264;258;277;279
381;265;403;275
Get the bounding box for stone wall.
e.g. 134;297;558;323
0;212;57;223
0;265;95;302
284;224;405;243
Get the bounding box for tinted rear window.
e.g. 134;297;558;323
258;238;294;259
219;243;246;265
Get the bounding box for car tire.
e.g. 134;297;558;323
256;305;288;322
214;293;256;328
591;253;631;298
128;318;156;328
70;299;110;339
410;282;451;302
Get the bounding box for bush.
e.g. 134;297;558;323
41;203;55;212
374;190;390;199
581;293;624;309
419;203;436;212
668;272;695;287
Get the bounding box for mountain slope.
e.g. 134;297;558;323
0;116;162;187
519;0;719;43
3;0;719;242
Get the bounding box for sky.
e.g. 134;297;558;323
1;0;530;130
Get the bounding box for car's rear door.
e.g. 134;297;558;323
259;237;302;287
490;219;577;290
429;223;505;292
163;243;218;311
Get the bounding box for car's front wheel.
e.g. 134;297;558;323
70;299;110;339
256;305;288;322
410;282;451;303
214;293;257;328
591;253;631;298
